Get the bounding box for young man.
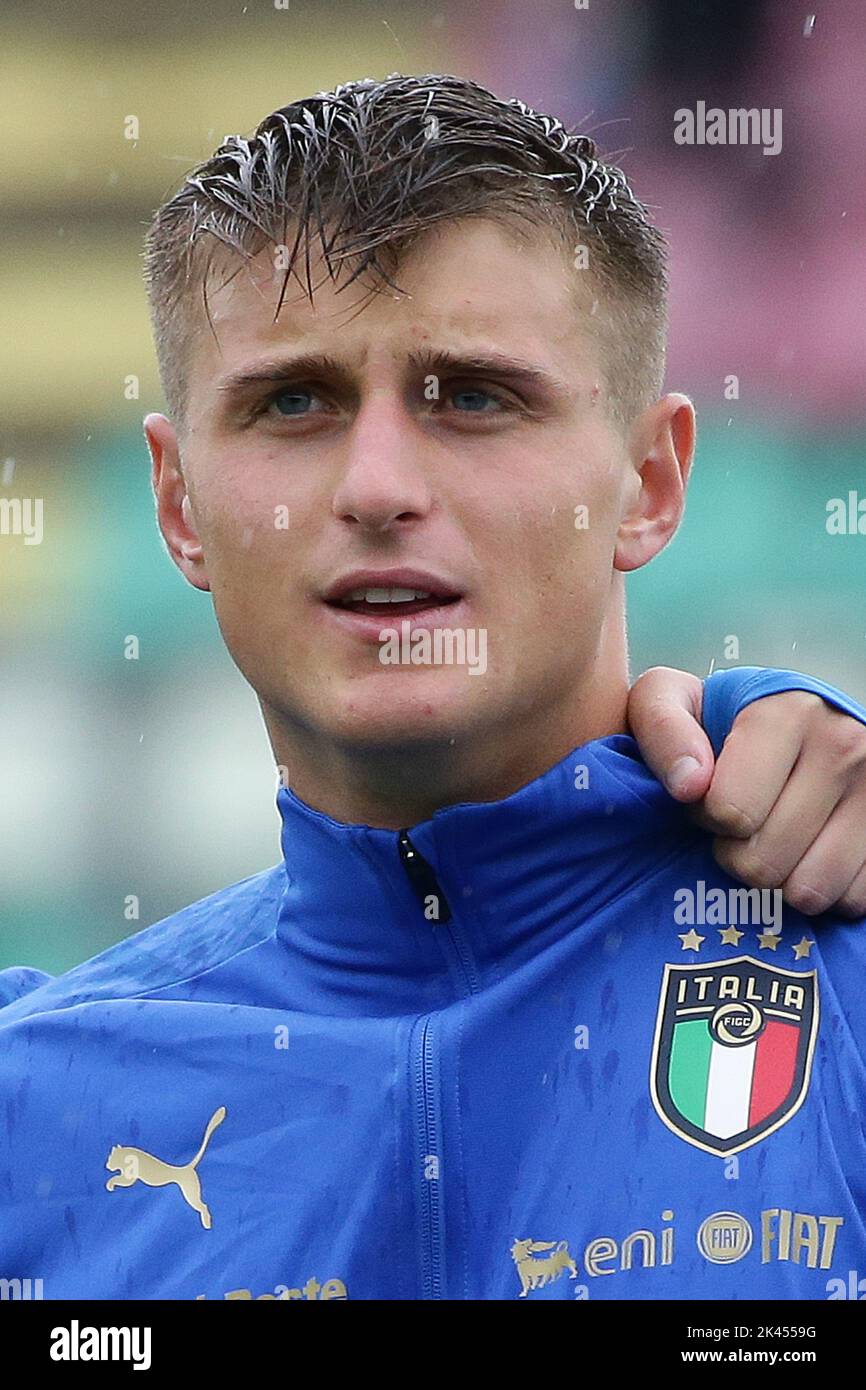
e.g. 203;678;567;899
2;75;866;1302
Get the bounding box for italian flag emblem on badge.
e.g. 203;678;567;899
650;957;819;1156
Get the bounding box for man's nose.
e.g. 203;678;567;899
331;395;433;532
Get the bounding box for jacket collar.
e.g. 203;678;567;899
273;735;688;1013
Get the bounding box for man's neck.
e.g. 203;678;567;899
264;670;630;830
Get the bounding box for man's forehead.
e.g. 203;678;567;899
192;217;596;386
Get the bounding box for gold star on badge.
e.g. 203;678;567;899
792;936;815;960
757;930;782;951
678;929;705;952
719;925;744;946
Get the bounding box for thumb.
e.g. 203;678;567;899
626;666;716;801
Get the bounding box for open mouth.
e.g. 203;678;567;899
327;586;463;618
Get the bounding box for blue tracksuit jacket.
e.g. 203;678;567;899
1;667;865;1301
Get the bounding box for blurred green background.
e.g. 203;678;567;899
1;0;864;974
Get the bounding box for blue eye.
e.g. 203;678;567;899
450;388;500;412
272;389;315;416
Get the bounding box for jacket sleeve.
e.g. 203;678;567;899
702;666;866;757
0;966;54;1010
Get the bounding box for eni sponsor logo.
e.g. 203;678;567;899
512;1212;675;1297
196;1277;348;1300
510;1239;578;1297
511;1207;843;1297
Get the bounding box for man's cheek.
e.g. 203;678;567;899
207;545;291;649
204;509;285;582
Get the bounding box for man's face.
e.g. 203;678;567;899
170;218;636;751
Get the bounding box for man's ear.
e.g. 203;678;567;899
614;393;695;573
143;412;211;592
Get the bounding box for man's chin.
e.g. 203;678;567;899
320;671;490;750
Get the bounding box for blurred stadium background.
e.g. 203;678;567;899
1;0;864;973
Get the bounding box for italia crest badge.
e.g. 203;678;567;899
650;956;819;1156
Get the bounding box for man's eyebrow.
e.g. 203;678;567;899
215;353;349;395
214;348;572;398
406;347;572;397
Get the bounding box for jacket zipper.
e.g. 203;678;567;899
398;829;478;1299
397;828;453;922
397;829;479;994
412;1014;443;1299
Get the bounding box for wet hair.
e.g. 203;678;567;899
143;72;668;433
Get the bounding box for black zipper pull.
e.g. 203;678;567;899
397;829;452;924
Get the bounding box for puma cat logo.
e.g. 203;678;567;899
105;1106;226;1229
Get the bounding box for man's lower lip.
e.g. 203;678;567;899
319;599;470;641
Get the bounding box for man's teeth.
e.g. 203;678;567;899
346;587;434;603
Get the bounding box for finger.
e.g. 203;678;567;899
711;778;839;895
626;666;714;800
780;790;866;916
837;860;866;919
710;730;845;881
697;695;807;838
